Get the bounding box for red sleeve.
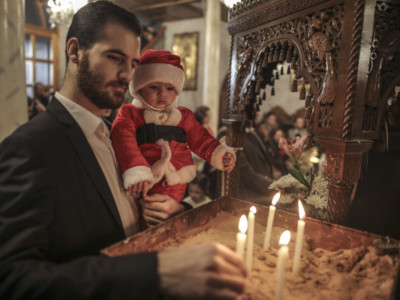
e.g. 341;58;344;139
179;107;220;162
111;104;148;173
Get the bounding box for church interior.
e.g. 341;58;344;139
1;0;400;298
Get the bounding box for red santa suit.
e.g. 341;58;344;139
111;49;235;202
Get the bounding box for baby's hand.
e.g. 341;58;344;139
127;181;150;197
222;152;235;173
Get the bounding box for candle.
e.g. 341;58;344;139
236;215;248;259
246;206;257;271
263;192;280;249
292;199;306;274
275;230;291;300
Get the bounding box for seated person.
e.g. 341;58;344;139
287;116;307;139
194;105;214;137
267;127;288;175
183;172;212;208
238;123;276;205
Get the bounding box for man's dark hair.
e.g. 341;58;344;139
65;1;142;64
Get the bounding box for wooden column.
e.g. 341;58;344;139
319;137;372;225
203;0;221;134
222;119;248;198
0;0;27;142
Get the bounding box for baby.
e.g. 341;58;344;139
111;49;235;218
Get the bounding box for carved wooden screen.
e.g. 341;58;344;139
224;0;400;225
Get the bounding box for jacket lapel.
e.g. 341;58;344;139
47;98;124;232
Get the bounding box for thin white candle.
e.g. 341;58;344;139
292;200;306;274
236;215;248;259
246;206;257;271
263;192;280;249
275;230;291;300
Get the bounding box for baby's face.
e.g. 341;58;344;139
140;82;177;109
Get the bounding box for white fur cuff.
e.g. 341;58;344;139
210;144;236;170
122;165;155;189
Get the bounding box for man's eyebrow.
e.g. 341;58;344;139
106;49;128;57
107;49;139;64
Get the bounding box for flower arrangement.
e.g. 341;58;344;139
269;135;329;220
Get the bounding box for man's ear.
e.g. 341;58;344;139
66;37;80;64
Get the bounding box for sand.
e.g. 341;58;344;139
147;212;398;300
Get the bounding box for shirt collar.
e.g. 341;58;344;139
55;92;103;138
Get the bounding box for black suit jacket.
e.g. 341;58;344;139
0;99;160;299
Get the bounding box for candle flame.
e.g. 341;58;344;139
298;200;306;219
279;230;291;245
250;206;257;214
272;192;281;206
238;215;248;233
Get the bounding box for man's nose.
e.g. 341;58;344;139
119;64;133;83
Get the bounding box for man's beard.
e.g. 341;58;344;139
77;53;127;110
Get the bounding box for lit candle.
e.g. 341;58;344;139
246;206;257;271
263;192;280;249
292;200;306;274
275;230;291;300
236;215;248;259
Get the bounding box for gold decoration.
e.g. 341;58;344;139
172;32;199;90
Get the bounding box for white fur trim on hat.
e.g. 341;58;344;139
210;144;237;170
122;165;155;189
129;63;185;98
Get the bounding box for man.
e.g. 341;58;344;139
288;116;307;139
29;83;51;119
0;2;246;299
34;82;51;107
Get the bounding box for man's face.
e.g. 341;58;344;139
77;22;140;109
36;84;50;99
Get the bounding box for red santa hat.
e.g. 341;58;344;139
129;49;185;107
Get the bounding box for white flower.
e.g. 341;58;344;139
305;193;328;210
312;176;329;192
279;193;296;205
269;174;306;190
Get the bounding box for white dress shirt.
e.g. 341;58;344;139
56;92;140;236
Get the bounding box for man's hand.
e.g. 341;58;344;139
140;193;184;226
158;243;247;299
